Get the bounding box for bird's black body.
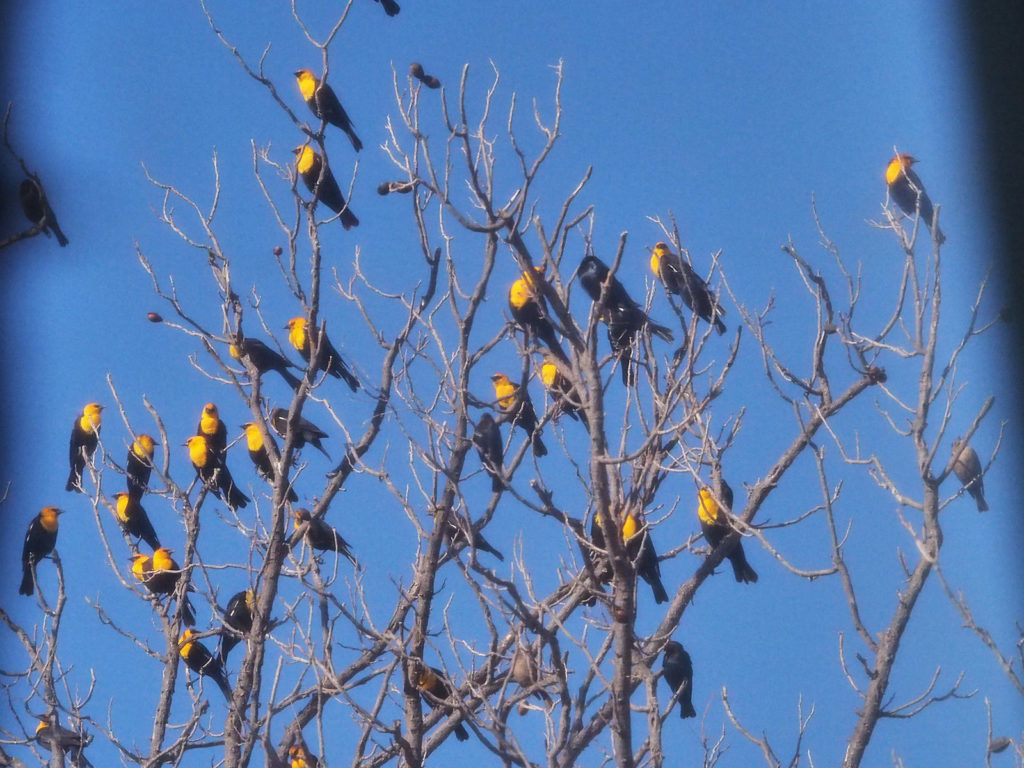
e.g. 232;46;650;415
233;337;303;391
472;414;504;492
271;408;332;459
662;641;696;718
20;177;69;246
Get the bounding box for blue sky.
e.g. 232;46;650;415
2;2;1020;766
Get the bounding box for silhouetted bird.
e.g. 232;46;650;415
271;408;331;459
294;508;358;566
20;177;68;246
577;255;672;385
410;62;440;87
662;641;696;718
218;589;254;665
472;413;504;492
374;0;400;17
230;336;303;391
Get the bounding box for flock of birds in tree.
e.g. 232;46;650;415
13;23;987;761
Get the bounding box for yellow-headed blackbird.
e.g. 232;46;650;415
294;69;363;151
540;355;588;430
35;719;91;767
623;511;669;603
197;403;228;463
508;267;568;363
285;316;360;392
20;507;62;596
270;407;331;460
697;482;757;584
589;510;669;603
185;435;250;511
293;145;359;230
434;507;505;560
217;589;254;665
231;336;303;391
471;413;504;492
242;422;299;502
66;403;103;492
135;548;197;625
510;645;551;703
113;491;160;551
294;508;357;566
650;242;726;335
662;641;696;719
952;437;988;512
20;177;68;246
491;373;547;457
577;255;673;385
375;0;401;17
289;743;320;768
415;665;469;741
410;62;440;88
126;434;156;501
886;154;945;244
179;629;232;700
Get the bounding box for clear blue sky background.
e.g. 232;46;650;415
1;2;1020;766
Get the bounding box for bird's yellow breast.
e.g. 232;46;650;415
885;157;904;185
39;507;60;533
295;146;316;175
133;434;155;458
622;512;639;540
187;436;209;467
115;493;130;522
697;487;719;525
243;424;264;452
288;318;308;351
541;362;557;388
80;403;103;433
296;70;318;101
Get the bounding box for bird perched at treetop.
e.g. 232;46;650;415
885;154;945;244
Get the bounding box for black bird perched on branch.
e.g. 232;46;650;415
650;242;727;335
490;373;547;457
415;665;470;741
230;336;303;391
35;718;92;767
126;434;156;500
20;507;62;596
20;177;69;246
270;407;332;460
662;641;696;718
66;403;103;492
242;422;299;502
218;589;254;665
113;492;161;551
951;437;988;512
295;69;363;151
589;510;669;603
179;629;233;700
286;316;360;392
185;435;250;512
577;255;673;385
434;507;505;561
293;145;360;229
698;480;758;584
293;508;358;566
472;413;504;492
508;267;569;363
885;154;945;244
